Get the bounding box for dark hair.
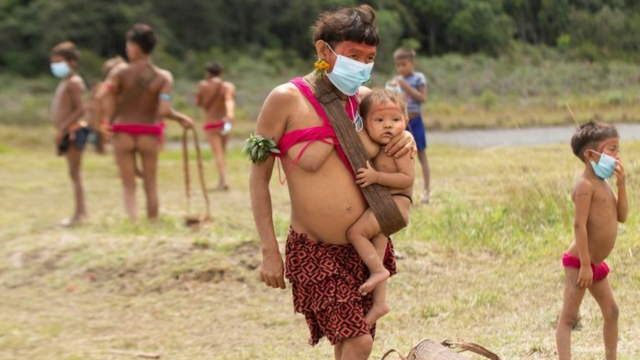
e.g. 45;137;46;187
126;24;156;54
393;47;416;61
312;5;379;47
50;41;80;62
205;62;223;76
360;88;406;121
570;121;619;161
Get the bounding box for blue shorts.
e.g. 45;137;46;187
407;115;427;151
57;127;91;154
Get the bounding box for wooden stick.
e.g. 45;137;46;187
182;129;191;215
191;128;211;219
565;102;580;129
108;349;161;359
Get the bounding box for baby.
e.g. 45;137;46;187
347;88;414;326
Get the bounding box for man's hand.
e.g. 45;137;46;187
355;161;379;188
180;116;194;129
260;250;286;289
577;265;593;289
100;122;113;139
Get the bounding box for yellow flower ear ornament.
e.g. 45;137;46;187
314;58;330;78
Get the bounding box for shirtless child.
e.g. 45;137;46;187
346;89;414;326
49;41;88;226
100;24;193;222
195;62;236;191
556;121;628;360
89;56;126;153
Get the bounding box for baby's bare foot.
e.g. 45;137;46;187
358;269;389;296
365;302;390;327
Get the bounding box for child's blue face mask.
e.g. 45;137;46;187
325;43;374;96
588;150;617;179
50;61;71;79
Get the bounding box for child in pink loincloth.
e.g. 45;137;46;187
556;121;628;360
346;89;414;327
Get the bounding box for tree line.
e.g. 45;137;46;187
3;0;640;77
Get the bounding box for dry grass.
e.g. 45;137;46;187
0;131;639;360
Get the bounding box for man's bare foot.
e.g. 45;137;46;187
358;269;389;296
365;302;390;327
420;192;430;204
59;215;86;227
209;183;229;192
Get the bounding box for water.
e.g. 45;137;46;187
177;123;640;150
428;123;640;148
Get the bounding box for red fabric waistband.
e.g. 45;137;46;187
112;123;164;136
203;121;224;131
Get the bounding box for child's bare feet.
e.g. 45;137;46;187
365;302;390;327
59;214;86;227
359;269;389;296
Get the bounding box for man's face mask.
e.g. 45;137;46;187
588;150;617;179
325;43;374;96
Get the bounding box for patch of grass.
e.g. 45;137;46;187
0;127;639;359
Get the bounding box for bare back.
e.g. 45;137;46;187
197;78;231;121
112;63;170;125
570;176;618;264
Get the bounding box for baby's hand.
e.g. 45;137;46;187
615;159;625;186
355;161;379;188
577;265;593;289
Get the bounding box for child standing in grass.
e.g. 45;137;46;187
389;48;429;203
49;41;88;226
556;121;628;360
347;89;414;326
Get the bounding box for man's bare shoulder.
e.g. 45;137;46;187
156;68;174;83
223;81;236;91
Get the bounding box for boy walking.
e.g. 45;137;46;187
49;41;88;226
391;48;430;203
556;121;628;360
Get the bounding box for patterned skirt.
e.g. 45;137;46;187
284;226;397;345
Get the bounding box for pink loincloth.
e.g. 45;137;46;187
112;122;165;143
562;252;610;282
203;120;225;131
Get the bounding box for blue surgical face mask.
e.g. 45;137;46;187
325;43;374;96
50;61;71;79
588;150;617;179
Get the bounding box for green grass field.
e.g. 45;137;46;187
0;124;638;359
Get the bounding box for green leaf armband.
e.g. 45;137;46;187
242;134;281;164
